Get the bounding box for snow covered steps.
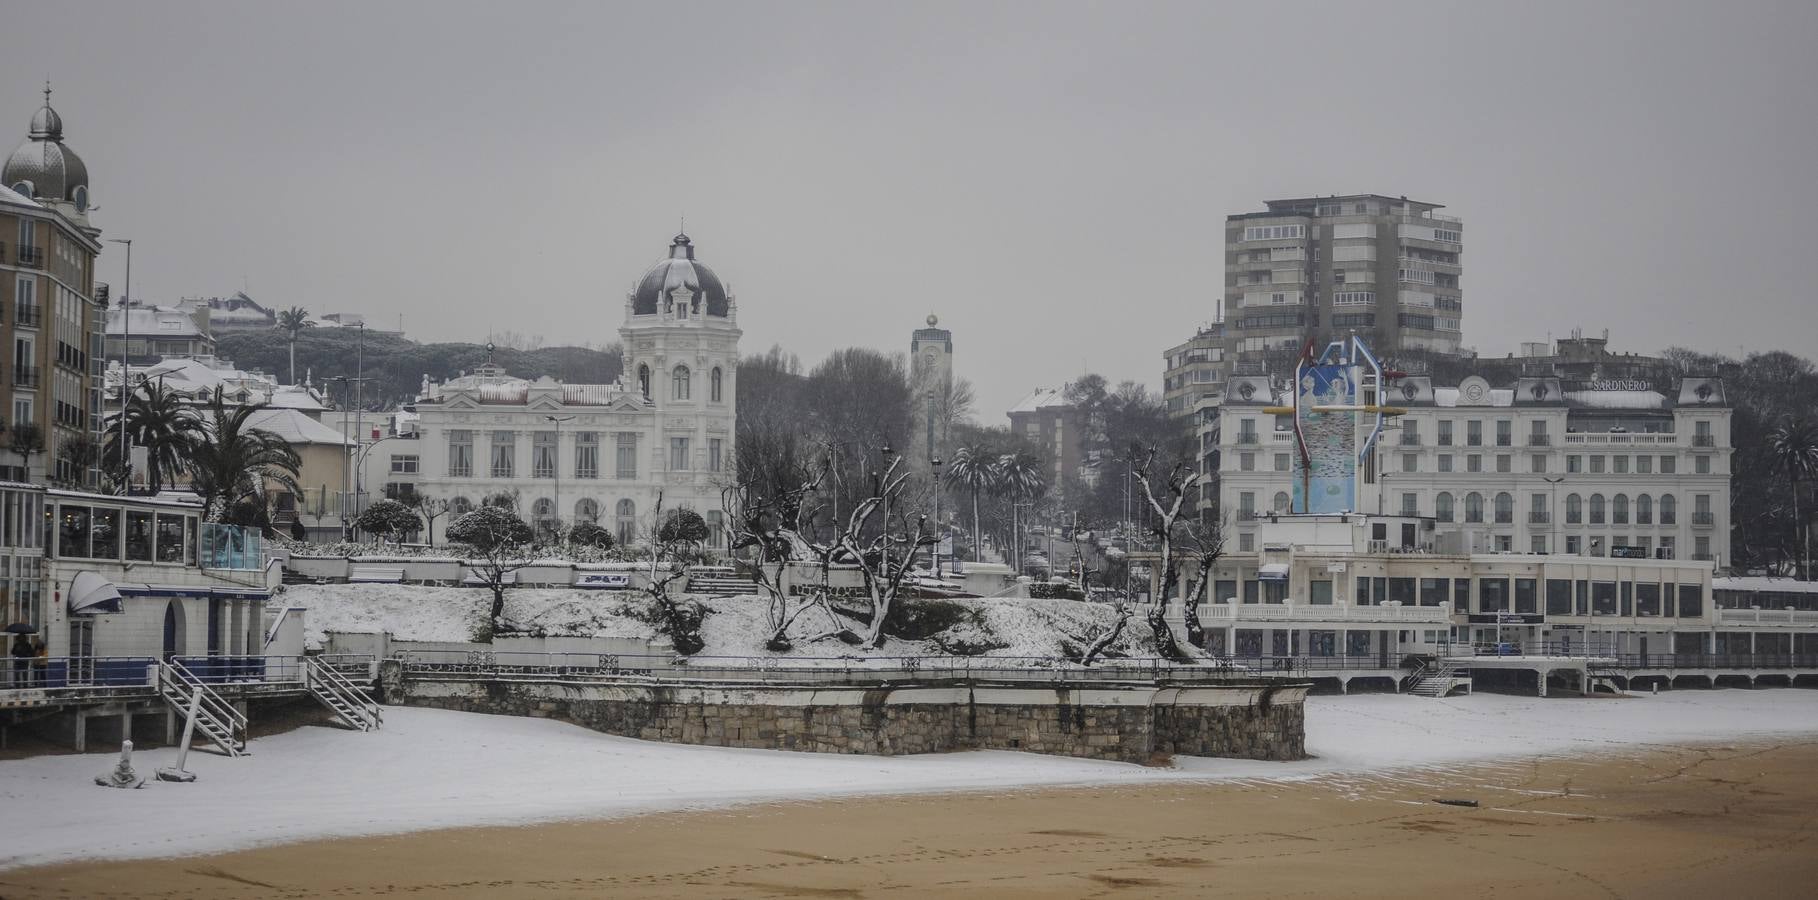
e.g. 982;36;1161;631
305;658;384;732
158;661;249;757
684;566;754;597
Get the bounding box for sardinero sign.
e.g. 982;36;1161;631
1584;379;1651;391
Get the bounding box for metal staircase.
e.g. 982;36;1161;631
158;660;248;757
1586;662;1628;696
305;658;383;732
1405;657;1472;698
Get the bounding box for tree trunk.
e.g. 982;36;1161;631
489;581;506;626
288;338;297;386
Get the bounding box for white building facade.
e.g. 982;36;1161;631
372;233;740;546
1209;372;1733;567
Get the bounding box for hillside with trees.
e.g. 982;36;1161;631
217;329;623;408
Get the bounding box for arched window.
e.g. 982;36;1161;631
637;364;651;400
72;185;87;213
710;367;723;403
1660;493;1677;525
10;180;32;197
1566;493;1582;524
575;498;599;524
1465;492;1484;523
450;496;473;517
1589;494;1606;525
1494;492;1513;524
1636;494;1653;525
1435;492;1454;522
615;498;637;545
672;365;691;401
1612;493;1629;525
1271;491;1290;512
532;498;557;535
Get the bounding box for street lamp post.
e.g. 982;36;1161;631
328;375;378;539
931;455;944;577
106;238;132;493
545;414;575;536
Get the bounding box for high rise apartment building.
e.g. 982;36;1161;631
1;88;104;486
1225;194;1463;372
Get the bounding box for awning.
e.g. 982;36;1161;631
67;571;124;615
1259;563;1291;581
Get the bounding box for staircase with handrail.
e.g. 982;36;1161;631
158;660;249;757
305;657;383;732
1404;656;1472;698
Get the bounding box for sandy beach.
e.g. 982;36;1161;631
7;736;1814;899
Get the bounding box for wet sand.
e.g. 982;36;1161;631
6;739;1816;899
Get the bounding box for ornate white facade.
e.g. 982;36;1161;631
371;233;740;546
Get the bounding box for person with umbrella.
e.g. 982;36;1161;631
9;628;33;687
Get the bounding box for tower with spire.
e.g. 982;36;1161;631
4;83;95;234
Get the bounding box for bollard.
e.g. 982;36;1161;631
95;740;145;789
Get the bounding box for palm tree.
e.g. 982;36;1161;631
996;451;1046;570
107;380;202;494
189;388;303;525
277;306;312;385
946;446;1001;565
1768;417;1818;579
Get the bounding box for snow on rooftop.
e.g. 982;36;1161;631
0;182;38;208
1009;386;1069;414
2;691;1815;869
242;408;351;445
1432;387;1514;408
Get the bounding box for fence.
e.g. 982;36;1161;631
392;649;1275;686
0;656;158;692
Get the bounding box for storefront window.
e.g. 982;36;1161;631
1515;578;1537;614
125;511;154;561
156;514;186;563
1592;582;1618;616
90;508;121;560
1478;578;1509;613
60;505;91;558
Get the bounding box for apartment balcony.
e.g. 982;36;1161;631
1717;607;1818;627
12;366;40;389
1693;512;1715;527
1397;434;1422;447
1235;433;1260;445
1435;511;1454;523
1494;514;1513;525
1562;433;1679;446
1692;434;1717;448
1528;511;1550;524
1692;553;1714;562
15;245;43;268
1527;435;1551;447
1661;515;1677;526
14;305;42;328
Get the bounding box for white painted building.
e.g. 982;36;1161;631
368;233;740;546
1208;372;1733;568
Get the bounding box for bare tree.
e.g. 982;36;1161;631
644;491;708;654
1173;515;1228;652
834;453;938;649
1125;442;1206;662
722;461;830;650
412;493;451;548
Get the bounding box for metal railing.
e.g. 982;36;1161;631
1528;435;1551;446
1528;511;1550;524
1692;434;1716;448
14;305;41;328
15;245;42;268
0;656;158;692
1198;603;1450;623
1693;512;1715;526
11;366;39;388
393;650;1274;686
172;654;306;685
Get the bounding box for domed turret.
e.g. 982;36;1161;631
630;232;730;317
4;84;90;212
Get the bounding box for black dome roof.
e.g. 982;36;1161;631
632;233;729;317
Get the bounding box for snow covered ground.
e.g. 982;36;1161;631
286;583;1154;660
3;690;1816;870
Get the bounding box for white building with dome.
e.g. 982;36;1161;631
367;233;741;546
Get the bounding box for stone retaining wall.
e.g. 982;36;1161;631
387;669;1307;763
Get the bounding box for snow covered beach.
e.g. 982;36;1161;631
2;690;1815;871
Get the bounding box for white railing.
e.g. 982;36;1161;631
1561;433;1678;445
1718;608;1818;626
1197;603;1451;623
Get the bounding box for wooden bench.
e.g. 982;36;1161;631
349;566;406;584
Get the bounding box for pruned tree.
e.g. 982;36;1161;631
355;498;421;544
409;490;451;548
1173;514;1228;653
569;521;614;550
836;453;938;649
723;460;829;650
9;422;43;481
644;493;708;654
446;505;537;630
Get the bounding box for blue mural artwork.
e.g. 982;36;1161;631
1293;364;1357;514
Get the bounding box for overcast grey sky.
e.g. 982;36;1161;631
6;1;1816;416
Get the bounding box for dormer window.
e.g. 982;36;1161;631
10;181;31;197
675;300;690;320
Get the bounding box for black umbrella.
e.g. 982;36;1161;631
4;623;37;634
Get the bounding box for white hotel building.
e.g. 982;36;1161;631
368;233;740;546
1206;372;1732;567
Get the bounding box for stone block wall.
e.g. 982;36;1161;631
390;669;1308;763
